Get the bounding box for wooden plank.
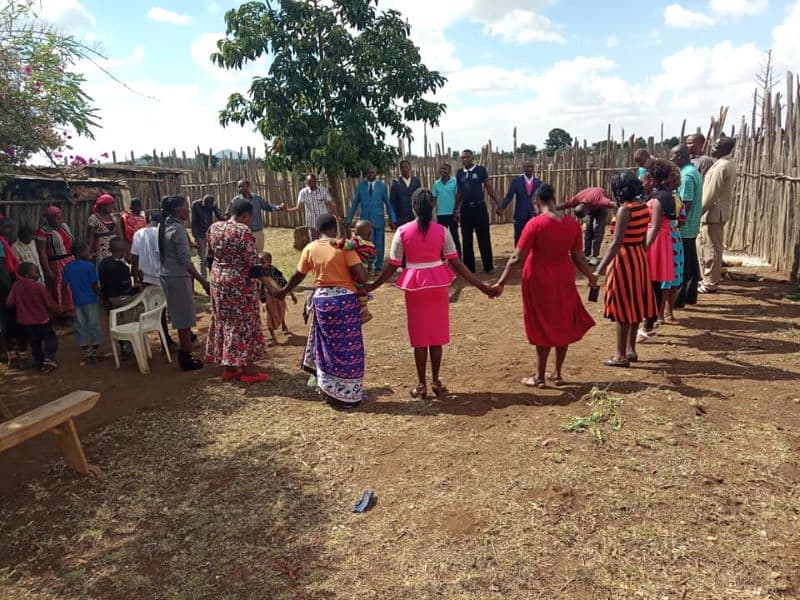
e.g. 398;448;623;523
52;418;101;476
0;390;100;452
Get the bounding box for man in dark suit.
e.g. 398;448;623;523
389;159;422;226
498;160;542;245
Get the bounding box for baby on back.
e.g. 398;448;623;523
331;220;376;323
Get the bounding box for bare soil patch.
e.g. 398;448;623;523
2;224;800;599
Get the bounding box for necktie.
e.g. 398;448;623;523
369;182;373;197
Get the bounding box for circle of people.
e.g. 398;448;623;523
0;133;736;409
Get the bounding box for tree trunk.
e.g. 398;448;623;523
327;172;347;236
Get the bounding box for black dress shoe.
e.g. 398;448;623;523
178;351;203;371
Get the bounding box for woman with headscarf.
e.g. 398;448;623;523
88;193;124;262
593;172;658;366
493;184;598;388
158;195;209;371
205;198;271;383
276;214;369;410
35;206;74;315
369;188;496;398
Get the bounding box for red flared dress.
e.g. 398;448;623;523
518;214;595;347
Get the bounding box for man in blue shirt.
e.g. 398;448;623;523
432;163;461;258
232;179;285;253
671;144;703;308
346;166;396;270
499;160;542;245
390;159;421;226
455;149;500;273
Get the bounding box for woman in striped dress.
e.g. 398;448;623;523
593;171;657;367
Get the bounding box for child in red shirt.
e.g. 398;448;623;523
6;262;62;372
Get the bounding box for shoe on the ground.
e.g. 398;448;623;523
698;283;718;294
588;256;599;266
178;351;204;371
41;359;58;373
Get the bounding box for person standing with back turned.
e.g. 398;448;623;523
455;149;501;273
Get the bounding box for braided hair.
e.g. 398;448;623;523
158;195;187;264
610;171;645;204
412;188;434;236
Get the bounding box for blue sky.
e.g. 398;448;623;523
41;0;800;160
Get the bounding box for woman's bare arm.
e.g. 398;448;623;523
594;205;629;276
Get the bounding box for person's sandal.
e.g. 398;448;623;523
604;356;630;368
431;380;448;398
521;376;546;388
222;369;243;381
626;351;639;363
411;383;428;399
240;372;268;384
548;374;565;387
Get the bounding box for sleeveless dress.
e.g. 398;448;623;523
646;191;676;283
604;202;658;323
389;221;458;348
518;214;594;346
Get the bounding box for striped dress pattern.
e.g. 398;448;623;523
604;201;658;323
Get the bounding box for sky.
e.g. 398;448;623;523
38;0;800;161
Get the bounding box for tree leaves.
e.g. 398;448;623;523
211;0;446;177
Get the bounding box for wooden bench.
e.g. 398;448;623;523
0;390;101;476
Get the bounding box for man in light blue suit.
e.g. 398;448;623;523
346;166;396;270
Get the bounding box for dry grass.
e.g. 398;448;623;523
2;225;800;599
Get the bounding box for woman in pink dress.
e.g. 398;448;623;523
493;184;597;387
370;188;496;398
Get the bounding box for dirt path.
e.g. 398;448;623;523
2;224;799;599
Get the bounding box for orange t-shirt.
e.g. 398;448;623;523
298;240;361;292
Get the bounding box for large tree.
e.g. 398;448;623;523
544;128;573;156
211;0;446;209
0;1;100;167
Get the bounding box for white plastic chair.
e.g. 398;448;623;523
109;287;171;374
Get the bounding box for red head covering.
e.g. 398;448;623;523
94;194;115;213
44;206;62;217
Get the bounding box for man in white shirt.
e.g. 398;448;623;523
131;213;175;348
698;136;737;294
286;174;340;240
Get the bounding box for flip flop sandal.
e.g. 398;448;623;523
626;352;639;363
431;380;448;398
521;376;546;388
411;383;428;399
604;357;630;368
548;374;565;386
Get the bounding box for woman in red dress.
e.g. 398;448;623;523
494;184;598;388
204;198;270;383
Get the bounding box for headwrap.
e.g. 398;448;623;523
94;194;115;213
44;206;62;217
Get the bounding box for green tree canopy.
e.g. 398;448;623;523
211;0;446;188
544;128;573;155
0;1;100;167
518;142;538;156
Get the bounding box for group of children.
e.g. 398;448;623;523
1;215;145;372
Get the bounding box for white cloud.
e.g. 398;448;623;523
38;0;95;31
709;0;768;17
664;4;716;28
131;46;145;65
606;35;619;49
146;7;192;25
481;9;564;44
772;0;800;71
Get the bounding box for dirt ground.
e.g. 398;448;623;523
1;223;800;600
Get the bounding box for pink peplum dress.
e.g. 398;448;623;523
389;221;459;348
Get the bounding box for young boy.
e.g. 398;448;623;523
61;241;104;363
12;225;44;280
331;220;376;323
6;262;61;372
259;252;296;345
